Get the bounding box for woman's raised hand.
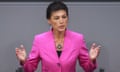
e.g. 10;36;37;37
15;45;27;63
89;43;101;61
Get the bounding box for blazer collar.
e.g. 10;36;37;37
48;28;72;61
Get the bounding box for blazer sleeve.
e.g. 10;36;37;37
78;35;97;72
22;35;41;72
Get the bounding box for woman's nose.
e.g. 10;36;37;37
59;18;64;24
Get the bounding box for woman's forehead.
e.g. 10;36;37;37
51;10;67;17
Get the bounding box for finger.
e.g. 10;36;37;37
20;45;25;51
15;47;19;50
15;47;23;54
15;48;20;55
95;47;101;54
95;45;101;51
97;45;102;48
96;48;100;53
15;48;20;52
91;43;96;49
20;44;24;48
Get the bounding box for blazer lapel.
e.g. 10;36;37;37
48;30;59;62
59;30;74;61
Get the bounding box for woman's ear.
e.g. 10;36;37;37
47;19;51;25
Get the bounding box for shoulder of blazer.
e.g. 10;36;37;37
67;30;84;40
33;31;51;41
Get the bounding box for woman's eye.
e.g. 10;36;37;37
54;17;59;20
62;16;67;19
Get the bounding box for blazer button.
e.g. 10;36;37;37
57;63;61;67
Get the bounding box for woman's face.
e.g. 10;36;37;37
48;10;68;32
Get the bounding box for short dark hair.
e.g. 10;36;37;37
46;1;68;19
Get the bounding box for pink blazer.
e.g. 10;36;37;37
23;29;96;72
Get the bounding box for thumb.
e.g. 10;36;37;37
91;43;96;49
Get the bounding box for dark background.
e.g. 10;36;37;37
0;0;120;2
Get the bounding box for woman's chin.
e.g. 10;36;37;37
58;28;66;32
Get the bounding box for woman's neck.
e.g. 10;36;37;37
53;30;65;41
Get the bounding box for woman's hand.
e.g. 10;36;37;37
15;45;27;63
89;43;101;61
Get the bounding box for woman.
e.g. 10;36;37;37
15;1;101;72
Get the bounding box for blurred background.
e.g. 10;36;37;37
0;1;120;72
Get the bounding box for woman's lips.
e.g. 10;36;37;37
59;26;65;29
